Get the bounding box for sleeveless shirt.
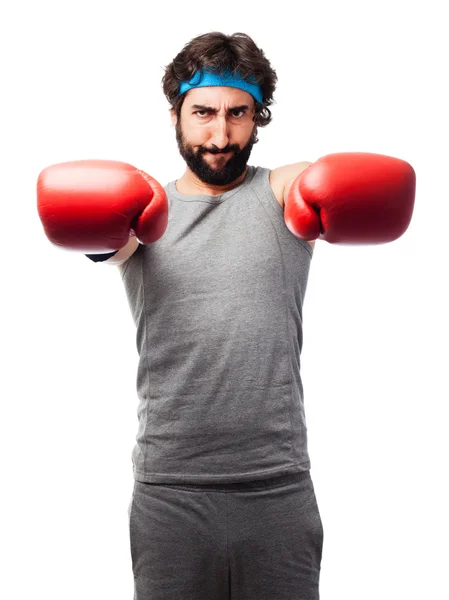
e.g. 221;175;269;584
120;165;314;483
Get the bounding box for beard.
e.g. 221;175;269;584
175;121;257;186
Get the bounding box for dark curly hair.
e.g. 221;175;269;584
161;32;278;130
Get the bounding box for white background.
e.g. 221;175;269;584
1;0;448;598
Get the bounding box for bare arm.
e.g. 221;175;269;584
104;235;140;266
85;235;140;266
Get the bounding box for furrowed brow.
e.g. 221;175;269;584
191;104;250;113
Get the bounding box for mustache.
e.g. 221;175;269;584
200;145;239;155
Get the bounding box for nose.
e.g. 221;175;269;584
209;116;230;151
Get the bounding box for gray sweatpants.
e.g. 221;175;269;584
128;470;324;599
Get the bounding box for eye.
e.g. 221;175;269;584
194;110;210;118
231;110;246;118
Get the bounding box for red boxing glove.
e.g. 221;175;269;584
284;153;416;244
37;160;169;253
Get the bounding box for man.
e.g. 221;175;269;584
37;32;415;600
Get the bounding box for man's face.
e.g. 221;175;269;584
171;87;258;186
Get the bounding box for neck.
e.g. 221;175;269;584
176;167;248;196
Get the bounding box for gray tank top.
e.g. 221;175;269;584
120;165;314;484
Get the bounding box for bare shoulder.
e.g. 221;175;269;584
269;161;313;202
271;161;313;183
269;161;315;249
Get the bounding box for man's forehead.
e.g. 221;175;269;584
185;86;254;108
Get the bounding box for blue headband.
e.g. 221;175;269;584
179;69;263;103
